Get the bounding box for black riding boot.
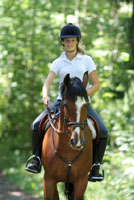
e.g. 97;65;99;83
25;131;42;174
88;138;107;182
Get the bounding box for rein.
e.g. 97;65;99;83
47;107;87;136
47;106;87;135
47;107;70;135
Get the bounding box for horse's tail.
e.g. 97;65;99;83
64;182;74;200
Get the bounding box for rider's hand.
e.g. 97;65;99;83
42;96;50;108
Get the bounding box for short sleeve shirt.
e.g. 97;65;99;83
50;52;96;100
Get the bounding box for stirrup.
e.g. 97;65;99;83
25;155;42;174
92;163;104;176
89;163;104;182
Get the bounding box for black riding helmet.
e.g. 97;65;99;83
60;23;81;39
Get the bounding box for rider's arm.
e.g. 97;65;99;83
87;70;100;96
42;70;56;106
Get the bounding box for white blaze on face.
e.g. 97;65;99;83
75;97;86;146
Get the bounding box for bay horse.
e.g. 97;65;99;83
41;72;93;200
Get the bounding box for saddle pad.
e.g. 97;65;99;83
87;118;96;139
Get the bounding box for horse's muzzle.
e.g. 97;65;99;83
70;134;85;150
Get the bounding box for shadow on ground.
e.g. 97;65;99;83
0;172;43;200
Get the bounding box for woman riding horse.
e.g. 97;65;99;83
25;23;108;182
42;73;93;199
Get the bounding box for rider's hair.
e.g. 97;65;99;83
61;38;85;55
77;46;85;55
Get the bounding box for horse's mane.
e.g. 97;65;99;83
60;77;88;102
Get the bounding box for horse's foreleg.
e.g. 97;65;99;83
43;175;59;200
53;186;59;200
73;176;88;200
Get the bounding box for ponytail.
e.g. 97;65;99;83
76;38;84;54
77;46;85;55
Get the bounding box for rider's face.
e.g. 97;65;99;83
62;38;78;52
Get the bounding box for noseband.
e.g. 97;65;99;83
64;118;87;131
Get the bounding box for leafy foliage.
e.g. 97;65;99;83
0;0;134;199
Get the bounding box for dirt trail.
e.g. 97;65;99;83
0;172;43;200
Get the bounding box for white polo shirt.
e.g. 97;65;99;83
50;52;96;100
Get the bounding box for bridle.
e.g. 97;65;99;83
47;103;88;136
46;101;88;192
64;118;87;131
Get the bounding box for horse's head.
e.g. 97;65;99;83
61;72;89;150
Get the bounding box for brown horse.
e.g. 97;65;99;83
41;72;93;200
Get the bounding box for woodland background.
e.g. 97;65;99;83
0;0;134;199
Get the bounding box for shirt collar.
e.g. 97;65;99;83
60;52;83;61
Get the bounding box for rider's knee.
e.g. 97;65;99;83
100;126;108;139
31;121;39;132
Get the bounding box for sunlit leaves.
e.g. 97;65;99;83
0;0;134;199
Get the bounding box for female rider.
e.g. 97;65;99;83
25;23;108;182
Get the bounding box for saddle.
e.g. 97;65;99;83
38;111;100;144
38;111;58;136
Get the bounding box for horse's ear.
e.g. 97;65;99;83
64;74;71;88
83;71;88;88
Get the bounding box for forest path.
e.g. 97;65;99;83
0;172;43;200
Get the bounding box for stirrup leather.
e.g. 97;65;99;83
25;155;42;174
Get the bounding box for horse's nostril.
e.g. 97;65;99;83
70;139;76;146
